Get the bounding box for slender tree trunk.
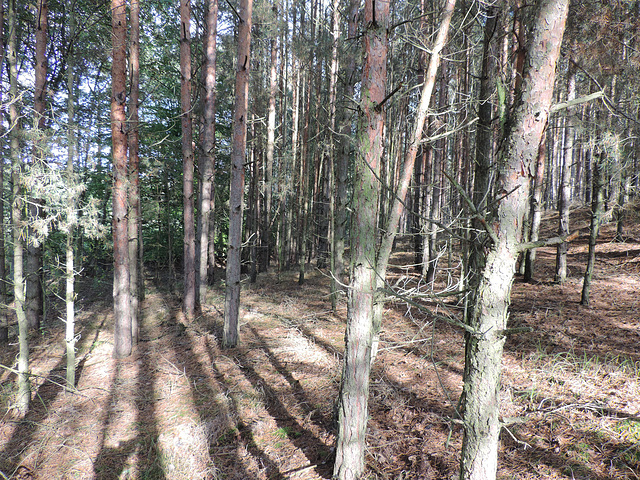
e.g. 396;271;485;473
555;58;575;283
524;134;546;281
460;1;568;478
333;1;388;478
581;155;604;306
197;0;218;303
328;0;340;309
223;0;252;348
180;0;196;318
111;0;132;358
128;0;140;343
65;5;77;389
0;0;7;344
264;33;277;272
26;0;48;331
8;0;29;414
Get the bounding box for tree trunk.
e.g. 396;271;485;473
333;1;388;477
460;1;569;478
555;58;575;283
66;5;77;389
128;0;141;343
264;33;277;272
581;155;604;306
0;0;7;344
9;0;29;414
223;0;252;348
111;0;132;358
181;0;196;318
524;134;546;281
196;0;218;303
328;0;340;309
26;0;48;331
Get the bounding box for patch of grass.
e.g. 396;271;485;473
273;426;301;439
614;419;640;442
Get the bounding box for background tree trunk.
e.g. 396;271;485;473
581;155;605;306
224;0;253;348
0;0;7;344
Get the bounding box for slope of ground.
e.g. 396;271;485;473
1;207;639;479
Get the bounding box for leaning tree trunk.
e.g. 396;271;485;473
333;1;388;478
581;155;604;306
223;0;252;348
460;1;569;479
111;0;132;358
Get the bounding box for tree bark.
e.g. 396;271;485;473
224;0;253;348
524;134;546;281
26;0;48;331
181;0;196;318
66;4;77;389
264;33;277;272
9;0;29;414
128;0;141;343
581;155;604;306
333;1;389;477
0;0;7;344
555;57;575;283
196;0;218;304
460;1;569;478
111;0;132;358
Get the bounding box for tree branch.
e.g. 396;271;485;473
550;90;603;114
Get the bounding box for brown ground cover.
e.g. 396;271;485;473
1;207;640;479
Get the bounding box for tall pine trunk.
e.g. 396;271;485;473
223;0;252;348
460;1;569;478
180;0;196;318
0;0;7;344
333;1;389;478
128;0;141;342
196;0;218;304
581;155;604;306
111;0;132;358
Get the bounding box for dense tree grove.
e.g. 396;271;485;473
1;0;639;478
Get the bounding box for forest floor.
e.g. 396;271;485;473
1;206;640;480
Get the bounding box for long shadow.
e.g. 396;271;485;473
93;308;166;479
0;310;111;476
160;301;256;480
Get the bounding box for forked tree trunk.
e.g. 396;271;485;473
223;0;252;348
460;1;569;478
196;0;218;303
180;0;196;318
333;1;388;478
128;0;140;343
9;0;29;413
581;155;604;306
112;0;132;358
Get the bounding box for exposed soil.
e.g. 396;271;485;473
1;207;640;479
